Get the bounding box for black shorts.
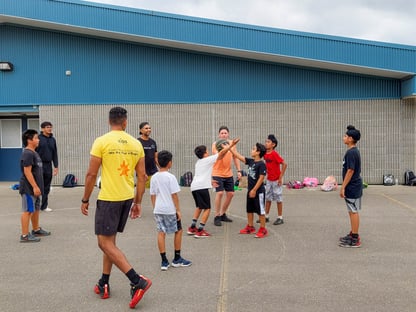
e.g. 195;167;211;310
246;192;265;215
213;176;234;192
192;189;211;209
95;199;132;236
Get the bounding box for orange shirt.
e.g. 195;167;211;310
212;151;233;177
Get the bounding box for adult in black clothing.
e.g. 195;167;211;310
36;121;59;212
138;122;159;188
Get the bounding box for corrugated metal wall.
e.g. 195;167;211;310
42;99;415;186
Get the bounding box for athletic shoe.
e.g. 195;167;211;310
273;218;284;225
129;275;152;309
171;257;192;267
43;207;53;212
339;237;361;248
220;214;233;222
339;232;353;243
94;283;110;299
20;233;40;243
187;227;198;235
239;225;256;234
255;227;268;238
256;217;270;223
161;260;170;271
32;227;51;236
194;229;211;238
214;216;222;226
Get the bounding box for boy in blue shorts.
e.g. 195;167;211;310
150;150;192;270
19;129;51;243
230;143;268;238
187;138;239;238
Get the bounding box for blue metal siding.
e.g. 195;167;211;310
0;25;401;106
1;0;416;74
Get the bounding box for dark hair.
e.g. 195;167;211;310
139;122;149;134
194;145;207;159
157;150;173;168
109;107;127;125
256;143;266;158
346;125;361;142
22;129;38;147
267;134;278;148
218;126;229;133
40;121;52;128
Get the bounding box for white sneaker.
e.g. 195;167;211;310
43;207;53;212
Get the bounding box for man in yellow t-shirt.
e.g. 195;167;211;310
80;107;151;309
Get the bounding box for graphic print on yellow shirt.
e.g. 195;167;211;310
90;131;144;201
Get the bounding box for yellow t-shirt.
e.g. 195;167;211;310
91;130;144;201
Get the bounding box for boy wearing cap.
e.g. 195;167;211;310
262;134;287;225
339;125;362;248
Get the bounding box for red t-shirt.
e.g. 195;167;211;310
264;150;284;181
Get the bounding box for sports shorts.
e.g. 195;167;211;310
95;199;132;236
192;189;211;210
345;197;362;213
246;192;265;215
265;180;283;202
154;214;182;234
213;176;234;192
21;194;40;213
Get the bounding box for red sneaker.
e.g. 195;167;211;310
255;227;268;238
194;229;211;238
94;283;110;299
187;227;198;235
239;225;256;234
129;275;152;309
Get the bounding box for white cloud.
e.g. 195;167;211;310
84;0;416;45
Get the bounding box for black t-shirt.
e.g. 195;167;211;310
137;137;158;176
19;149;44;195
342;147;362;198
244;157;267;193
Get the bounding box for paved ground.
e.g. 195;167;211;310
0;182;415;312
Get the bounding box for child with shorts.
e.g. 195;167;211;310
187;138;240;238
230;143;268;238
19;129;51;243
339;125;362;248
150;150;192;270
263;134;287;225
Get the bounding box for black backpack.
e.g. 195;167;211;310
180;171;193;187
404;170;416;186
63;174;77;187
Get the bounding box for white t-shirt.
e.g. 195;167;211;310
190;154;219;191
150;171;181;215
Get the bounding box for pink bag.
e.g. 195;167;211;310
321;176;338;192
303;177;319;187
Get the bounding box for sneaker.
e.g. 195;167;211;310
256;217;270;223
214;216;222;226
20;233;40;243
239;225;256;234
94;283;110;299
273;218;284;225
339;237;361;248
339;232;353;243
161;260;170;271
32;227;51;236
129;275;152;309
194;229;211;238
187;226;198;235
43;207;53;212
220;214;233;222
171;257;192;267
255;227;268;238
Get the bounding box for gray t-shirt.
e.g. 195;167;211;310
19;149;44;195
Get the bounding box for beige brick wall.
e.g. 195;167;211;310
41;99;416;186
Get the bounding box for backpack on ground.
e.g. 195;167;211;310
63;174;77;187
180;171;193;187
303;177;319;187
287;181;304;189
383;174;395;186
404;170;416;186
321;176;338;192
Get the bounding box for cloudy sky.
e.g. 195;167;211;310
85;0;416;46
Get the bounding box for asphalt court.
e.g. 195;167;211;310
0;183;415;312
